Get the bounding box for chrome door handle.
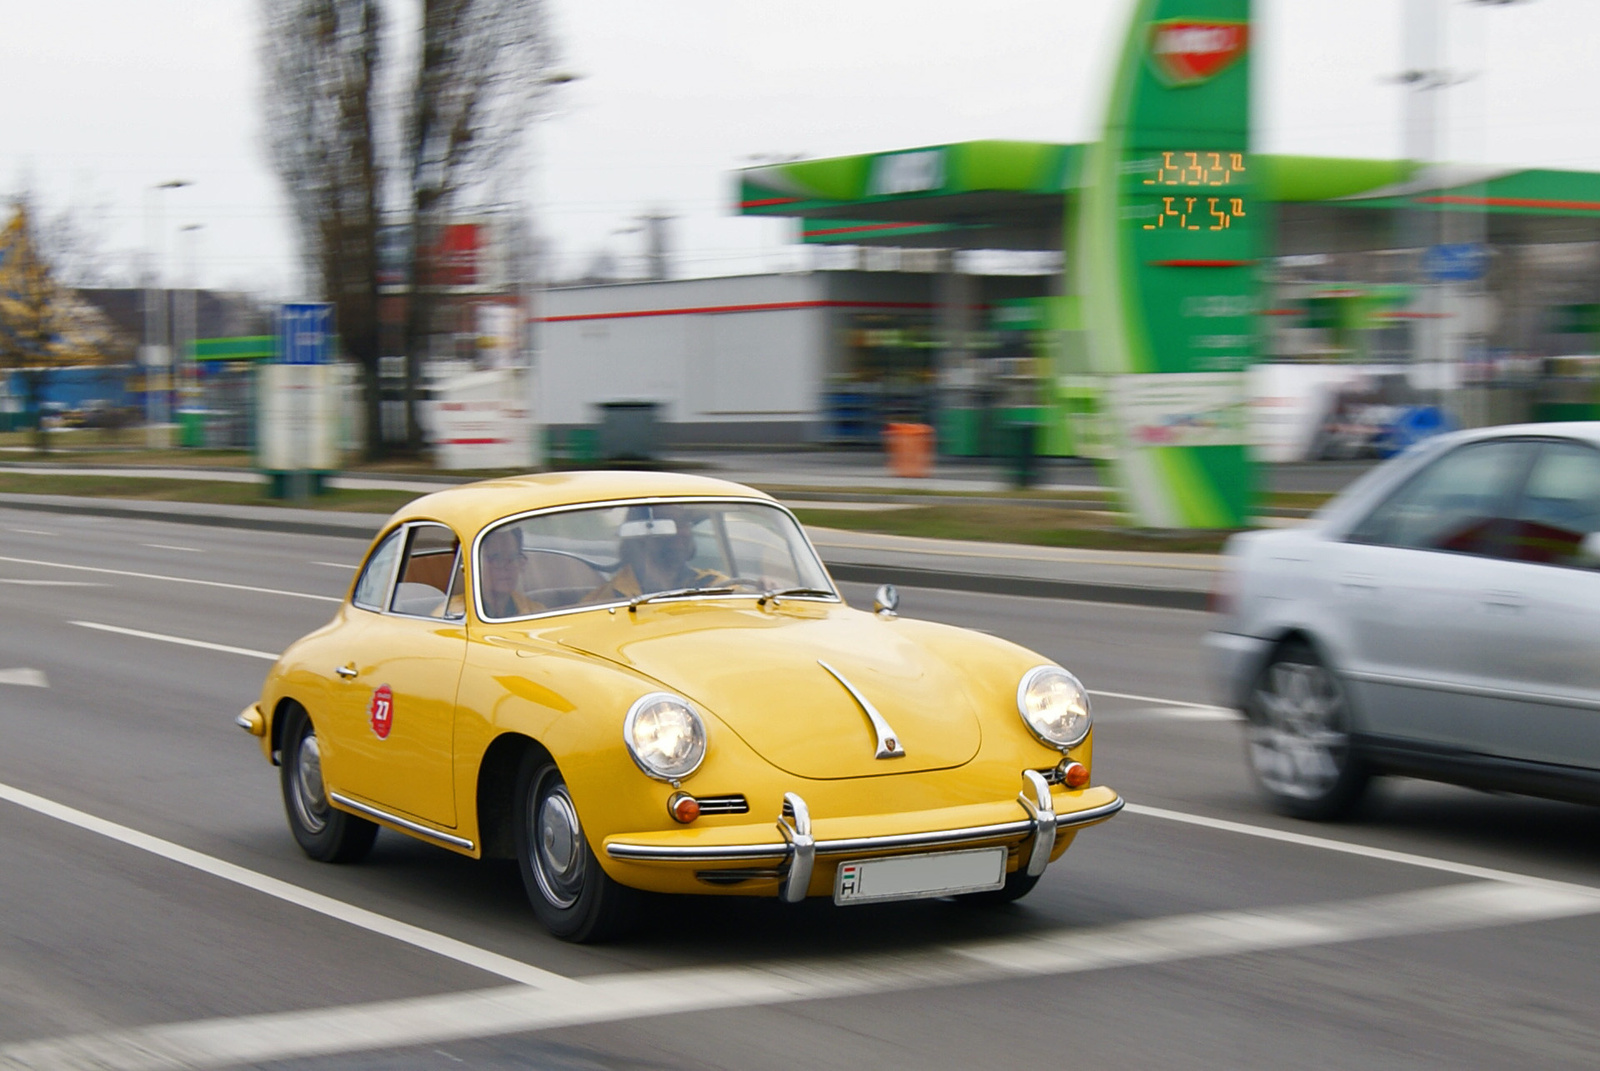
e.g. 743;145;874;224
335;664;358;679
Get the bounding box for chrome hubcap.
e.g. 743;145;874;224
1249;659;1348;800
292;732;330;834
531;780;586;909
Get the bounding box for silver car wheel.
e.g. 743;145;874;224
291;732;331;835
530;778;586;910
1248;657;1349;801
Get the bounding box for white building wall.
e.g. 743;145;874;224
537;274;827;438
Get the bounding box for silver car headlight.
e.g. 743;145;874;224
1017;666;1092;749
624;692;707;780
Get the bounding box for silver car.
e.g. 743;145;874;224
1208;423;1600;819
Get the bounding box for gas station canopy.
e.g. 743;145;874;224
737;140;1600;250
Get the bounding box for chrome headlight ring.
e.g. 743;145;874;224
1016;665;1092;750
623;692;707;781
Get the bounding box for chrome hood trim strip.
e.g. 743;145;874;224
605;793;1124;863
817;659;907;760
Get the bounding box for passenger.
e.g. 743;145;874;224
583;505;726;604
477;525;545;618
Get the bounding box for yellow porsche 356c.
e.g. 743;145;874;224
238;472;1122;941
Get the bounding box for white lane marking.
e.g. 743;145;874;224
0;554;339;603
5;880;1596;1071
1140;705;1241;722
0;779;575;992
1089;688;1226;712
313;561;356;569
141;543;202;553
6;527;52;535
0;579;108;587
0;668;48;687
73;622;280;662
1124;802;1596;891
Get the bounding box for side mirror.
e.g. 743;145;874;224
1580;531;1600;568
873;584;899;618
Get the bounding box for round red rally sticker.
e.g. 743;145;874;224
368;684;394;739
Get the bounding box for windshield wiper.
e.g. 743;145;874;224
757;586;836;607
627;585;736;613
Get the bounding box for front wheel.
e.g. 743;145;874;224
1245;641;1370;821
280;704;378;863
513;757;639;942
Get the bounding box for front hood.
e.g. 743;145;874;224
544;602;982;779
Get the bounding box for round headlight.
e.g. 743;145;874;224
1017;666;1092;749
623;693;707;780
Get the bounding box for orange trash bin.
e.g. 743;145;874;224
884;422;935;478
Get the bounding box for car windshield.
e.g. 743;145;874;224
475;499;835;620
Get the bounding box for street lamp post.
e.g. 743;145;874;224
143;180;191;448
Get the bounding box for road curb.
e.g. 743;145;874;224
0;495;1210;611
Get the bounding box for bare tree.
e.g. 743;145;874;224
261;0;560;457
260;0;386;458
401;0;560;449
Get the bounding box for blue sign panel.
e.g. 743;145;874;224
1424;243;1489;283
278;303;335;364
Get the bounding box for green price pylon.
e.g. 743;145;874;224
1078;0;1258;528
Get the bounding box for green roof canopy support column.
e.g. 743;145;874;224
1077;0;1258;528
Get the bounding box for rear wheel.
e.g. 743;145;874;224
280;704;378;862
1245;641;1370;821
513;756;639;942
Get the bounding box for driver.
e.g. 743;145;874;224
582;504;726;604
476;525;545;618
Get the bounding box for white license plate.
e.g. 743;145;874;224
833;846;1007;905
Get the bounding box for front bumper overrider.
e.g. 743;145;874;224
603;771;1124;902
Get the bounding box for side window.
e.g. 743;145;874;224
1348;440;1535;555
1502;442;1600;567
352;530;404;611
389;524;461;619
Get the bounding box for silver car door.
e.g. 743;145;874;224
1330;438;1537;751
1470;439;1600;769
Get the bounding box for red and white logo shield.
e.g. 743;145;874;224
368;684;394;740
1148;20;1248;87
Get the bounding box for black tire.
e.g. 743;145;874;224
280;703;378;863
1244;640;1371;821
513;756;640;943
961;867;1041;906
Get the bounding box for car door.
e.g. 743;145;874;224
327;521;468;828
1328;437;1538;752
1460;438;1600;770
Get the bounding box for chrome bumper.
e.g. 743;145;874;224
604;773;1126;903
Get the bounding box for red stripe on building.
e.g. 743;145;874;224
1150;259;1257;268
1418;194;1600;213
538;299;938;324
741;197;801;208
442;438;511;446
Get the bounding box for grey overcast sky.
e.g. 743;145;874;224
3;0;1597;298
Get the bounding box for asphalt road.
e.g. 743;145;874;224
2;506;1599;1070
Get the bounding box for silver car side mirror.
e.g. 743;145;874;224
874;584;899;618
1580;531;1600;568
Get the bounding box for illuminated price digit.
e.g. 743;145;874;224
1208;197;1229;230
1208;153;1225;186
1184;197;1200;229
1185;152;1203;185
1230;197;1246;218
1230;153;1246;174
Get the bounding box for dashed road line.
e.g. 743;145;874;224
141;543;202;553
0;668;47;688
72;621;280;662
0;554;339;602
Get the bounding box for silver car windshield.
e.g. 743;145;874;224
476;500;834;620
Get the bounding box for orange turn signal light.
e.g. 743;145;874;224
1062;761;1090;789
668;792;700;824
